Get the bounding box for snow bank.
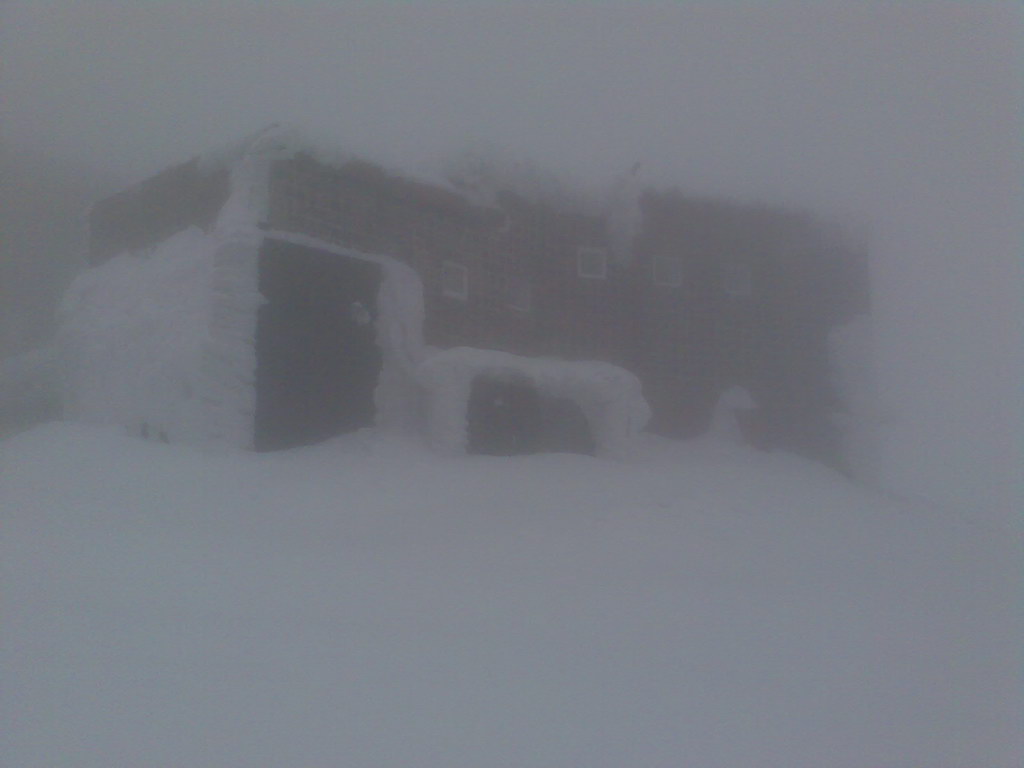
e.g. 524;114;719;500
1;422;1019;768
417;347;650;458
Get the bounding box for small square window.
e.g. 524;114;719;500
723;263;752;297
505;277;531;312
577;246;608;279
653;256;684;287
441;260;468;300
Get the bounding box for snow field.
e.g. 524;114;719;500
1;423;1019;767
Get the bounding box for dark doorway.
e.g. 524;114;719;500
467;377;541;456
537;395;596;455
254;239;383;451
466;376;595;456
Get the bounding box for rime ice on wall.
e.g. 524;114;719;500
197;235;263;448
372;259;427;432
58;227;219;442
417;347;650;458
829;313;883;484
194;149;268;449
60;136;268;448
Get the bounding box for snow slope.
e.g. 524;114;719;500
1;423;1020;767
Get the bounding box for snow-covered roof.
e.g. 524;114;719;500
418;347;644;400
195;124;615;221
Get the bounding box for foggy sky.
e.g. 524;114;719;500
2;1;1021;525
2;3;1016;214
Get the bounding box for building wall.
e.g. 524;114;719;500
260;152;869;464
264;154;642;367
633;190;868;462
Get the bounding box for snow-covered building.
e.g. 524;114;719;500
65;125;868;464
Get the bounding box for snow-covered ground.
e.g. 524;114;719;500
1;422;1020;767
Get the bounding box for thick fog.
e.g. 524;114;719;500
1;2;1020;527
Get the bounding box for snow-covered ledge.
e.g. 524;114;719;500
416;347;650;458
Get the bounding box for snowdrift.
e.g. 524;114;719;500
1;423;1018;767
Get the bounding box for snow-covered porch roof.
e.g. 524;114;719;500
417;347;650;459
